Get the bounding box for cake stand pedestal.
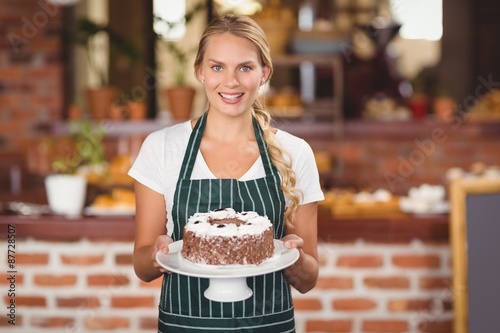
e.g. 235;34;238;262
204;277;252;302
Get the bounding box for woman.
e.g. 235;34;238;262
129;14;324;332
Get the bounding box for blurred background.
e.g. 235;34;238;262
1;0;500;332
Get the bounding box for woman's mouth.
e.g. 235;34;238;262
219;93;244;101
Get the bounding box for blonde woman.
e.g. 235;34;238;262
129;14;323;332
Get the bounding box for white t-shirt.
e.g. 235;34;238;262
128;120;324;235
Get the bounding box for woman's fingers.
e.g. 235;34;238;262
282;234;304;249
152;235;174;274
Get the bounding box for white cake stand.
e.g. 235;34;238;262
156;240;299;302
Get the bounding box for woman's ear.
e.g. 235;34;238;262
262;66;271;84
196;66;204;83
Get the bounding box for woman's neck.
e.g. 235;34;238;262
204;111;255;142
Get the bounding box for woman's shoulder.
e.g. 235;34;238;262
274;128;308;147
273;128;314;163
144;120;192;143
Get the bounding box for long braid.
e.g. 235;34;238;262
252;100;302;228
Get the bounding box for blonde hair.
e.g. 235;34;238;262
194;14;301;227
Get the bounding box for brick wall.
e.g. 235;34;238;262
0;0;64;150
304;122;500;196
0;239;452;333
0;0;64;194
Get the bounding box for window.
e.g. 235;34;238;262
390;0;442;41
153;0;186;40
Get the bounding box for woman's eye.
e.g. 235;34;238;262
212;65;222;72
240;66;251;72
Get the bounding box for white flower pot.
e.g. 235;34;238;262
45;174;87;217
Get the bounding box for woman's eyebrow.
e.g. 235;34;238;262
207;58;257;66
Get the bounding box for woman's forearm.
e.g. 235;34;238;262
133;245;163;282
285;249;319;293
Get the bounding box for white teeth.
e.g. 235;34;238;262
220;93;243;100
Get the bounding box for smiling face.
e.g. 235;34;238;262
196;32;270;118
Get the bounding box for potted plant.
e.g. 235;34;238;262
430;85;456;123
72;19;140;120
44;120;106;217
154;2;204;120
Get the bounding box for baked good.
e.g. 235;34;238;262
181;208;274;265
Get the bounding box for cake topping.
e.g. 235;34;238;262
185;208;272;237
210;217;244;226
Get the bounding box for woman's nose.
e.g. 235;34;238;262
223;72;239;88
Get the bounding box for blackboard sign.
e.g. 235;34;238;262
450;178;500;333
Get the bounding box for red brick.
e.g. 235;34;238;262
31;317;75;328
84;317;129;330
419;276;451;290
315;276;354;290
333;298;377;311
11;296;46;307
111;296;155;308
418;319;453;333
392;255;440;268
56;297;100;308
61;254;104;265
0;274;24;285
293;298;322;311
139;317;158;330
364;276;410;289
337;255;383;268
362;320;408;333
388;298;433;312
26;67;62;78
0;314;23;326
306;320;352;333
87;274;130;287
115;254;133;265
16;253;49;265
33;274;77;286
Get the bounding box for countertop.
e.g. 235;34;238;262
0;212;449;243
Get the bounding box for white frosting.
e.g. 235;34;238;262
185;208;272;237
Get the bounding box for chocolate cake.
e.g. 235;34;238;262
181;208;274;265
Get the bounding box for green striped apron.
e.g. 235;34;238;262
158;113;295;332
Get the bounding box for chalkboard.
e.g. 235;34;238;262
450;178;500;333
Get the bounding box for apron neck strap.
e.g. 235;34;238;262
253;116;279;177
178;112;207;180
179;112;278;180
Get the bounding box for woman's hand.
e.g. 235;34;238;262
152;235;174;274
281;202;320;293
282;234;304;250
281;233;319;293
133;180;168;282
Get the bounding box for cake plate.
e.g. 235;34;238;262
156;240;299;302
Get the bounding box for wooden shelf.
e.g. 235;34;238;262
0;212;448;244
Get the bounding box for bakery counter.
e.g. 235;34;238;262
0;214;135;241
318;214;449;243
0;212;448;243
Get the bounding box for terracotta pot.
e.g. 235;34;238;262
86;87;119;120
165;86;196;120
433;97;456;123
68;104;84;120
109;101;128;121
128;101;147;120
